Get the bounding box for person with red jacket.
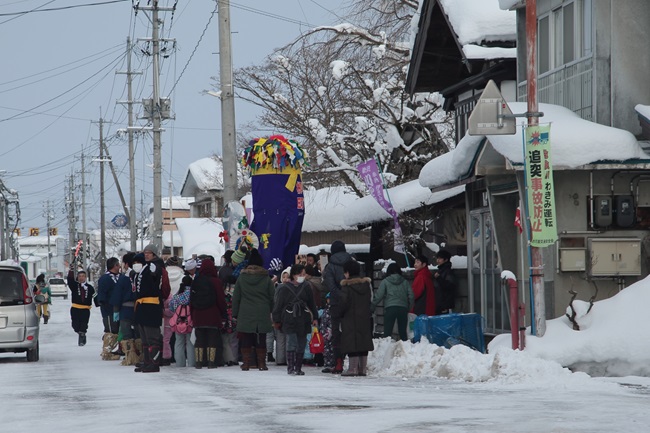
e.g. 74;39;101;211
411;255;435;316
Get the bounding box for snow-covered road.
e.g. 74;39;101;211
2;298;649;433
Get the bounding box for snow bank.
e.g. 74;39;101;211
369;338;601;388
490;274;650;377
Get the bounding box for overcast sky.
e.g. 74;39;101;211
0;0;346;239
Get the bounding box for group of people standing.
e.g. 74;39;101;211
64;239;455;378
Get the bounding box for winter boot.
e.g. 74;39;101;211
134;338;143;360
342;356;359;376
332;357;343;374
134;346;150;372
240;347;253;371
255;348;268;371
142;346;161;373
358;355;368;376
78;332;87;346
102;334;121;360
286;351;296;375
267;351;275;363
294;351;305;376
43;315;49;325
195;348;204;369
121;340;136;366
207;347;217;369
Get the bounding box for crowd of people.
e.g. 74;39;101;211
60;240;457;376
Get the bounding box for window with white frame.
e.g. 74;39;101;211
538;0;592;74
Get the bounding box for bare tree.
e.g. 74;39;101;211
219;0;451;194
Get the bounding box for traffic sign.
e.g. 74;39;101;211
468;80;517;136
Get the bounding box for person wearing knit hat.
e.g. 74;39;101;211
143;243;159;257
330;240;346;255
231;248;247;266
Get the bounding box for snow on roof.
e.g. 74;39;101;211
498;0;524;10
187;157;224;191
243;186;362;233
463;45;516;60
299;243;370;255
161;196;192;210
439;0;516;46
635;104;650;121
420;103;648;190
490;273;650;376
17;235;64;246
174;218;225;260
345;180;465;226
302;186;360;232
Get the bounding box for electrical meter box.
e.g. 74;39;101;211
594;196;612;227
589;238;641;276
615;195;635;227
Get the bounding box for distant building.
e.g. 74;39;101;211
17;235;66;280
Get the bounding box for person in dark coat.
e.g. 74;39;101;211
434;250;457;314
190;258;227;369
338;259;374;377
133;244;170;373
322;240;353;373
110;252;139;366
232;248;275;371
272;264;319;375
97;257;122;361
67;265;96;347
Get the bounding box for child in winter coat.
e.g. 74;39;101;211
168;275;194;367
319;293;335;373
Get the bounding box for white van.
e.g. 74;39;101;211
48;278;68;299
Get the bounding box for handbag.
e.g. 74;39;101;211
309;326;324;354
170;304;193;334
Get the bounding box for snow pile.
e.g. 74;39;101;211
368;338;598;387
490;274;650;377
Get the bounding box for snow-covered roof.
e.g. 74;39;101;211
17;235;64;246
299;243;370;255
243;186;362;233
420;103;649;190
440;0;516;59
161;196;192;210
498;0;525;11
302;186;359;232
635;104;650;121
174;218;225;260
345;180;465;226
180;157;224;198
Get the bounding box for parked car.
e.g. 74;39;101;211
0;264;43;362
48;277;67;299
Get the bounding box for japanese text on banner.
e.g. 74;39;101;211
525;124;557;247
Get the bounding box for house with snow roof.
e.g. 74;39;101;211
409;0;650;335
180;157;225;218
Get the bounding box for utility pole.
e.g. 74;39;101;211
98;116;106;267
80;147;88;270
101;141;130;223
134;1;175;251
526;0;545;337
43;200;54;275
66;174;76;267
168;180;174;256
117;36;142;252
218;0;238;205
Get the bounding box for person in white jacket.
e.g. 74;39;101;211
162;256;185;365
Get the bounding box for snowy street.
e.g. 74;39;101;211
2;298;650;433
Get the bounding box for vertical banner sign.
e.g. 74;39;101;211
525;124;557;247
357;159;405;253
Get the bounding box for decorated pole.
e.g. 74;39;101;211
240;135;308;270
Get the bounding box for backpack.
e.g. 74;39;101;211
170;304;193;334
190;276;217;309
282;284;311;322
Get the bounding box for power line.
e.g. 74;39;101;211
0;0;129;17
